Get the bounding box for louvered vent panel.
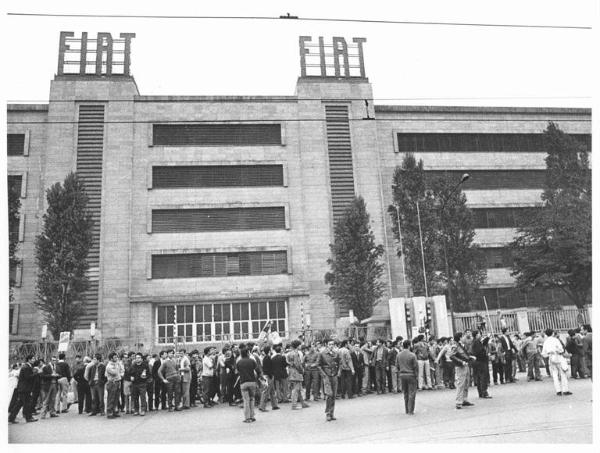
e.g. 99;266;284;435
153;124;282;146
7;134;25;156
152;207;286;233
325;105;355;229
152;251;287;279
152;165;284;188
75;104;105;326
325;105;355;317
425;170;548;190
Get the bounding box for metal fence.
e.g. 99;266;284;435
454;311;519;334
527;308;589;332
9;325;396;365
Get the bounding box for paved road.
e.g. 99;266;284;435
9;374;592;443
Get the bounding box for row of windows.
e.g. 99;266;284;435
10;129;593;154
398;133;591;153
152;251;288;279
472;207;539;229
152;207;286;233
152;165;284;188
156;300;287;343
153;124;282;147
425;170;546;190
8;176;22;243
480;247;514;269
471;287;572;311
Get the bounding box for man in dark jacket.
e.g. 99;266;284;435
373;339;388;394
499;328;517;383
9;355;38;423
271;345;289;403
189;350;199;407
449;332;476;409
55;352;72;413
317;339;341;421
152;351;167;410
85;353;106;416
396;340;418;415
40;356;60;418
130;352;150;415
471;330;492;399
565;329;585;379
259;345;280;411
303;343;321;401
73;355;92;414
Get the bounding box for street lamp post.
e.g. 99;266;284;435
392;185;429;298
415;200;428;298
439;173;470;334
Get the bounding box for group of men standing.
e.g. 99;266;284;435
8;323;592;424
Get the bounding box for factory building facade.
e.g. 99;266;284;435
7;32;591;343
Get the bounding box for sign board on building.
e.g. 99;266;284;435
299;36;367;78
57;331;70;352
57;31;135;76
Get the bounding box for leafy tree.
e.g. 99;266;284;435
430;176;487;312
510;123;591;308
389;154;486;311
8;183;21;302
388;154;439;297
35;172;94;339
325;196;385;320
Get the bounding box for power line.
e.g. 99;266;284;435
5;12;591;30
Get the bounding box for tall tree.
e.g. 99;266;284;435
389;154;486;311
430;176;487;312
8;183;21;302
35;172;94;339
510;123;591;308
388;154;439;297
325;196;385;320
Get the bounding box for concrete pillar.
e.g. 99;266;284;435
388;298;407;340
412;297;427;330
586;305;592;324
515;308;530;334
431;295;451;338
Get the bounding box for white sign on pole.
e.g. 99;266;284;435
58;331;70;352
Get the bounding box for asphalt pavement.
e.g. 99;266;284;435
8;372;593;444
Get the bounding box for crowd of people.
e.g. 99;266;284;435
8;324;592;424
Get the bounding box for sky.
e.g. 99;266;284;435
1;0;597;107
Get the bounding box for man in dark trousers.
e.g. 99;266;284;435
317;339;341;422
396;340;418;415
471;330;492;399
152;350;167;410
84;353;107;416
73;355;92;414
189;350;200;407
259;345;280;412
9;355;38;423
373;339;389;394
499;328;517;383
271;344;289;403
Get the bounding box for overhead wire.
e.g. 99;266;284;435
5;12;592;30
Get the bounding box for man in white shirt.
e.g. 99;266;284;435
541;328;571;396
201;347;217;407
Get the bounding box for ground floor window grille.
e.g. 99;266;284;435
156;300;287;344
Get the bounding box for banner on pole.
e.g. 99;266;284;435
58;331;70;352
